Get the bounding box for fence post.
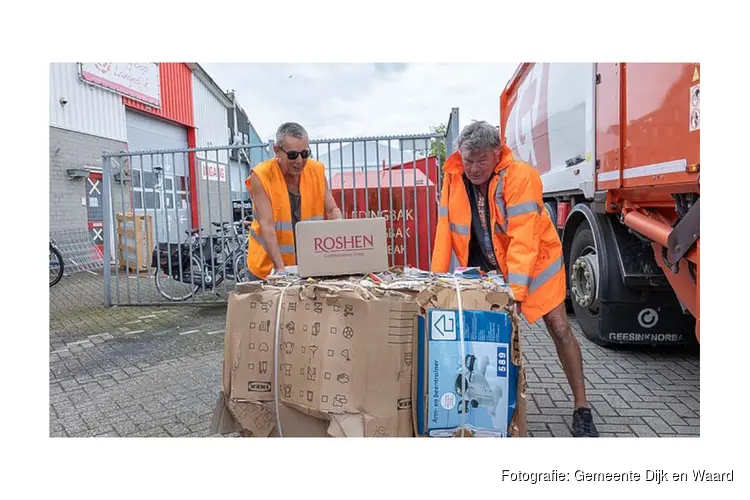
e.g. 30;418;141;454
102;154;113;307
446;107;460;157
445;108;460;273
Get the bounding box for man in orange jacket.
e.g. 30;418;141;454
431;121;599;437
245;122;342;280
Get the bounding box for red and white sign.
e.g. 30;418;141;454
200;161;227;182
503;63;552;173
330;166;438;270
79;63;161;107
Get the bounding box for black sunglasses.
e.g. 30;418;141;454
279;146;311;160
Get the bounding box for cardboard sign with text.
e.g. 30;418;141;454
215;281;416;437
294;218;389;278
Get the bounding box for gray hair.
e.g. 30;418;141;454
457;120;502;152
276;122;309;146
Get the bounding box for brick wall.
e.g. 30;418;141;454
49;127;127;234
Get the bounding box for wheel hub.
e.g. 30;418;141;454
571;253;599;309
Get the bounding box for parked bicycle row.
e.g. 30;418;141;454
49;217;253;303
152;219;252;301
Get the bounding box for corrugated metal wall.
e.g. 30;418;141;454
123;63;194;128
49;63;127;141
192;73;233;227
192;74;230;155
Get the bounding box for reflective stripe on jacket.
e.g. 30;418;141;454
431;145;565;323
245;158;326;279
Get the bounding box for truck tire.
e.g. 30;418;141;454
568;222;608;346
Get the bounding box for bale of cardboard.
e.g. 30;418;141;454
366;268;527;437
211;268;527;438
409;271;527;437
211;278;417;437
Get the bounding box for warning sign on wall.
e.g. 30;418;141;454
689;84;700;132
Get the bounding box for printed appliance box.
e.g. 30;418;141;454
417;307;519;437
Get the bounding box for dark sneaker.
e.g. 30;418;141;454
572;407;599;437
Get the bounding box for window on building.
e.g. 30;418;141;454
131;170;189;212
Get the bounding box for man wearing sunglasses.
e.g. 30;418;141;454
245;122;342;279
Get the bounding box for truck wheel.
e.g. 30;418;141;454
568;223;608;345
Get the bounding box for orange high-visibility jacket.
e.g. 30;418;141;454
245;158;327;279
431;146;565;323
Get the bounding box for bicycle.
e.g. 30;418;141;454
153;220;249;301
50;238;64;287
230;219;251;283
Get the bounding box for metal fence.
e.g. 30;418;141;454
51;228;105;276
102;108;459;306
102;143;270;306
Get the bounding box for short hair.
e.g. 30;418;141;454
457;120;502;152
276;122;309;147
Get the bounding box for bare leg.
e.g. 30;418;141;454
541;302;588;409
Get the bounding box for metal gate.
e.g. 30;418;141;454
102;108;459;306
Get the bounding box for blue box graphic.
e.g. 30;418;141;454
417;308;518;437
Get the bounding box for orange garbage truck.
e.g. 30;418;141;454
500;63;700;346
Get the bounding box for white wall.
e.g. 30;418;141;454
192;73;230;162
49;63;127;142
192;73;233;225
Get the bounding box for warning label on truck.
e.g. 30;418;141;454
690;84;700;132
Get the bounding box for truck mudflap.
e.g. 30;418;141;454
595;300;696;345
563;204;697;346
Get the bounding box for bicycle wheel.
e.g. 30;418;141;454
223;253;236;281
202;261;225;289
49;244;64;287
154;254;202;301
233;252;251;283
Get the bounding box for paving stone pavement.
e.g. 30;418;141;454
50;271;700;437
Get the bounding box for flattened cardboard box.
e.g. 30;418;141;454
213;282;415;437
211;392;330;437
412;284;527;437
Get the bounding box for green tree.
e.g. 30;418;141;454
429;123;447;166
429;123;447;185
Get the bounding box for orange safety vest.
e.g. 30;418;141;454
431;145;566;324
245;158;327;279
